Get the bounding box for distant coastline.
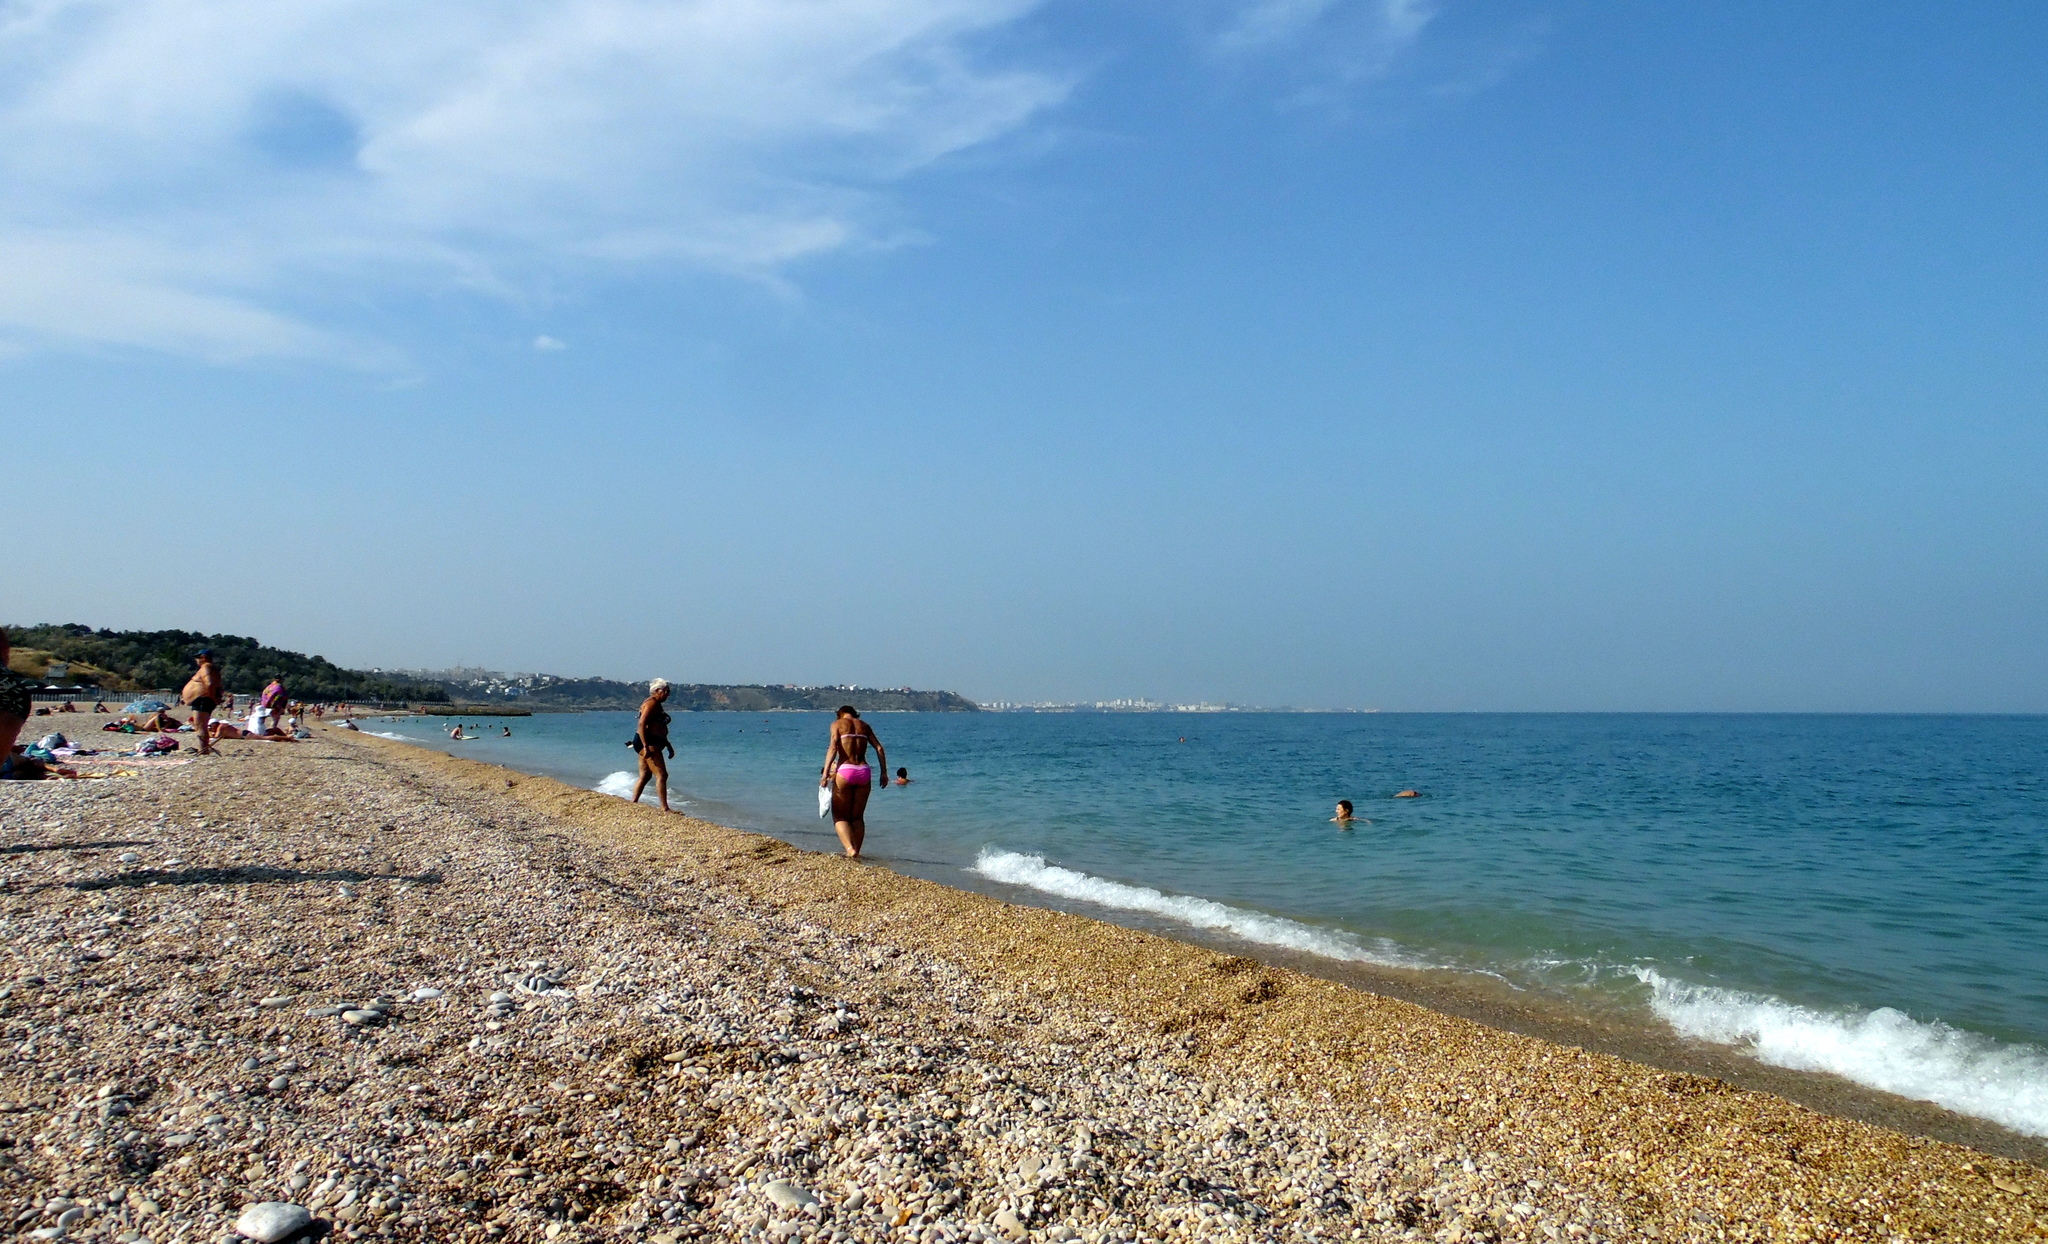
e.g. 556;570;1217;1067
385;668;980;713
982;698;1381;713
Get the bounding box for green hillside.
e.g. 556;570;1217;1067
5;624;450;703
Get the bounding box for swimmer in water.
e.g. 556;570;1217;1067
502;725;512;736
821;706;887;858
894;767;911;786
1394;789;1422;798
1332;799;1358;824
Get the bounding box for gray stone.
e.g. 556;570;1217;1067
306;1006;346;1018
118;853;141;864
410;987;444;1000
257;996;296;1009
341;1010;383;1026
57;1208;84;1228
234;1202;312;1243
163;1133;197;1147
762;1180;816;1211
268;1077;289;1092
992;1209;1026;1241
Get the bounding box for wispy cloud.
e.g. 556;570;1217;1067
0;0;1070;363
532;335;567;352
1212;0;1435;98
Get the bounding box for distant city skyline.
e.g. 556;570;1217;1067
6;4;2046;712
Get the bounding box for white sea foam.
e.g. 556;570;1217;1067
590;771;691;806
971;849;1429;969
368;731;412;740
594;771;640;798
1638;968;2048;1137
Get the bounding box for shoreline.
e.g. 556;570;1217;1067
1;721;2042;1244
369;734;2048;1167
359;713;2048;1166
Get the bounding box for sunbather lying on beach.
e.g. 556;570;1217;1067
207;720;296;742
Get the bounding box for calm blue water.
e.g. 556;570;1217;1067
365;711;2048;1136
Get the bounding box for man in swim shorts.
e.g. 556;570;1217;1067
181;649;225;755
821;706;887;858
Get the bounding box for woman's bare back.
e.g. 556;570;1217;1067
831;717;875;764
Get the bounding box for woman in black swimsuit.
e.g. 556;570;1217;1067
630;679;676;811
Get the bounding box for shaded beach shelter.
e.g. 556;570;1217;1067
123;697;173;713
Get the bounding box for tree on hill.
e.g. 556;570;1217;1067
4;624;449;703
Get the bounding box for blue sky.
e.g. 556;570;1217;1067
4;1;2044;710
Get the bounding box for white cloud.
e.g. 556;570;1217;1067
1213;0;1434;90
0;0;1071;362
532;334;567;351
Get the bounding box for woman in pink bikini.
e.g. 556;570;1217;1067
820;705;887;858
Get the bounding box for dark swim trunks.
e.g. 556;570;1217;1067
189;696;218;714
0;669;33;719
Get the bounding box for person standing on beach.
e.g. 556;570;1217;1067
0;630;34;778
821;706;887;858
255;677;287;735
630;679;676;811
180;650;225;756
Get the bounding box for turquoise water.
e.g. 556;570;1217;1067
367;711;2048;1136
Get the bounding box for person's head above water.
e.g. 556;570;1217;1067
1334;800;1354;820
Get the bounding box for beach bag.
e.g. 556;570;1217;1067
818;784;833;819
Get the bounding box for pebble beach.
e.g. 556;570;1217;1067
1;719;2042;1244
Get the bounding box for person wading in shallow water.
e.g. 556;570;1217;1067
631;679;676;811
821;705;887;858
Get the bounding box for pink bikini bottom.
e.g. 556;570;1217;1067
835;764;872;786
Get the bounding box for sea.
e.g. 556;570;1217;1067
362;710;2048;1139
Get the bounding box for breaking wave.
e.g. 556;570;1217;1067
971;849;1431;969
1638;968;2048;1137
